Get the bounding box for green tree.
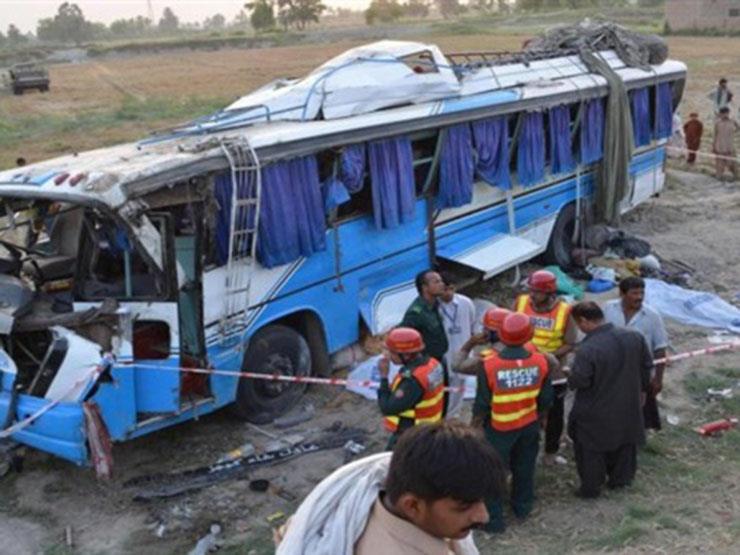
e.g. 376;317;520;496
365;0;404;24
158;7;180;33
245;0;276;31
435;0;463;18
277;0;327;30
6;24;27;45
404;0;430;18
204;13;226;30
36;2;94;44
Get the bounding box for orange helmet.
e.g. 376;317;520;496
528;270;557;294
385;327;425;354
483;307;512;332
499;313;534;347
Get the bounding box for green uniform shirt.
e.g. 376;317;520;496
401;296;449;363
473;345;554;442
377;355;428;449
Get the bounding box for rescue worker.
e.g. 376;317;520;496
453;307;513;376
514;270;576;465
377;327;445;450
472;313;556;533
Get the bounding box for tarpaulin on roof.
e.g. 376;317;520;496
517;111;545;187
437;124;474;209
654;82;673;140
549;105;575;175
368;136;416;230
631;87;651;147
580;98;605;165
472;116;511;190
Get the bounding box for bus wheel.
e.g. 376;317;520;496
542;203;577;268
232;324;310;424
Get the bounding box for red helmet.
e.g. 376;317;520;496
385;327;425;354
499;313;534;347
483;307;512;332
528;270;557;294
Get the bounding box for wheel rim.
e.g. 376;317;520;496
258;353;295;398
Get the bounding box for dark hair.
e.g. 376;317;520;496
414;269;434;294
719;78;727;84
386;422;506;504
16;157;26;167
720;106;731;114
619;276;645;294
571;301;604;322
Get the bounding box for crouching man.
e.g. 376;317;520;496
275;422;506;555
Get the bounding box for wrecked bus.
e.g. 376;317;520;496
0;41;686;467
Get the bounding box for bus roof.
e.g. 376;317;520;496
0;41;686;211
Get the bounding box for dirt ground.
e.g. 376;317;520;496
1;32;740;555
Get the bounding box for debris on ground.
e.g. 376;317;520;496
274;404;316;429
706;388;733;400
696;417;738;436
188;523;223;555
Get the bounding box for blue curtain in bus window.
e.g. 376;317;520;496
630;87;652;147
368;137;416;229
322;176;350;213
517;111;545;187
437;124;475;209
257;155;326;268
580;98;604;165
214;173;232;266
549;105;575;175
472;116;511;190
654;82;673;140
340;143;366;193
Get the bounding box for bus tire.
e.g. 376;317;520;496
542;203;577;269
231;324;310;424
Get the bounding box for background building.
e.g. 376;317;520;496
666;0;740;32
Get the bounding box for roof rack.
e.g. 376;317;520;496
445;47;581;70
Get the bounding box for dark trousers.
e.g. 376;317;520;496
485;422;540;531
574;440;637;498
643;389;661;431
545;384;567;454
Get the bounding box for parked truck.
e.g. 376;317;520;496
9;62;50;95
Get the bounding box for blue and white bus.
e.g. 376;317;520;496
0;40;686;466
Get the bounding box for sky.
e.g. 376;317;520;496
0;0;373;34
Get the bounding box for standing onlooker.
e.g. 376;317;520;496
712;107;739;181
438;272;479;418
401;270;450;413
514;270;576;465
667;112;686;159
683;113;704;165
604;277;668;431
567;302;652;499
707;78;733;116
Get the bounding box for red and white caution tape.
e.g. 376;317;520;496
122;340;740;392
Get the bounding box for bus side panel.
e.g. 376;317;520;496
2;393;88;465
91;365;138;441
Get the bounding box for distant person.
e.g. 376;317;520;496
683;113;704;165
275;422;507;555
438;272;479;417
568;302;652;499
708;78;733;116
712;106;739;181
377;327;445;450
401;270;450;413
667;112;685;159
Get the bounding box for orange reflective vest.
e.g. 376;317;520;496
515;294;571;354
484;352;548;432
384;358;445;432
